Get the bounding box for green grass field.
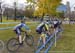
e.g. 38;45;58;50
50;24;75;52
0;22;38;40
0;22;75;53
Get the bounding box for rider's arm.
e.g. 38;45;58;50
23;24;30;30
22;23;31;33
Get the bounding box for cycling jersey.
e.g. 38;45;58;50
36;22;49;34
14;23;29;35
53;20;61;28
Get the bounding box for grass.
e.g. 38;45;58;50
0;21;75;52
50;24;75;52
0;22;38;41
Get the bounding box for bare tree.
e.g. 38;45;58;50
14;2;17;21
0;1;2;22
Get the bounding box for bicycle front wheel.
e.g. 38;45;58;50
6;38;20;52
25;35;34;47
37;39;43;49
0;40;4;51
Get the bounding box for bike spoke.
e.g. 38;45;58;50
7;38;19;52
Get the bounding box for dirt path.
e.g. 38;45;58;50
1;42;34;53
0;36;39;53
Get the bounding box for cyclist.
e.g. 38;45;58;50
13;18;31;45
36;19;51;47
53;19;62;33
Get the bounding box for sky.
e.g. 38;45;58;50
61;0;75;11
1;0;28;10
1;0;75;10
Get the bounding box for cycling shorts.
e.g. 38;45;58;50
14;29;21;36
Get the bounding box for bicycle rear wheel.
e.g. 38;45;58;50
6;38;20;52
0;40;4;51
25;35;34;47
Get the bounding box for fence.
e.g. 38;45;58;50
35;29;62;53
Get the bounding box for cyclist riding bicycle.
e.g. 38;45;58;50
53;19;62;33
13;18;31;45
36;19;51;47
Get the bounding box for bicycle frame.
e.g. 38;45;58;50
22;31;28;42
22;31;31;42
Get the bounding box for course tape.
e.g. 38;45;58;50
35;33;55;53
35;29;62;53
0;22;39;30
0;24;38;30
0;27;14;30
44;41;54;53
0;21;39;24
0;22;19;24
44;33;60;53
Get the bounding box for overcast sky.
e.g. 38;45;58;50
61;0;75;10
1;0;75;10
1;0;26;4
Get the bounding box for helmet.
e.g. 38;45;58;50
21;17;26;23
21;20;25;23
43;17;49;22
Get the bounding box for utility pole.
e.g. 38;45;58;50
14;2;17;21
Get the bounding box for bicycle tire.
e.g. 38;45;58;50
25;35;34;47
0;40;4;51
6;38;20;52
37;39;43;49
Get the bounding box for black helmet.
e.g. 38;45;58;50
21;17;26;23
21;20;25;23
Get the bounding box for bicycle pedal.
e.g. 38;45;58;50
19;42;23;45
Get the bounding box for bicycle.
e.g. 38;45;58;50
0;40;4;51
6;31;34;52
37;27;63;49
37;33;50;49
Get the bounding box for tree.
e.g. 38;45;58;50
0;0;4;22
26;0;37;17
33;0;62;17
56;11;64;18
24;8;34;18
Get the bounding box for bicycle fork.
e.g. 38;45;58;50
22;35;26;42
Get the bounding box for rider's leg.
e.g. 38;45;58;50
14;29;23;45
41;33;46;47
17;29;23;45
18;35;22;44
42;36;45;45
